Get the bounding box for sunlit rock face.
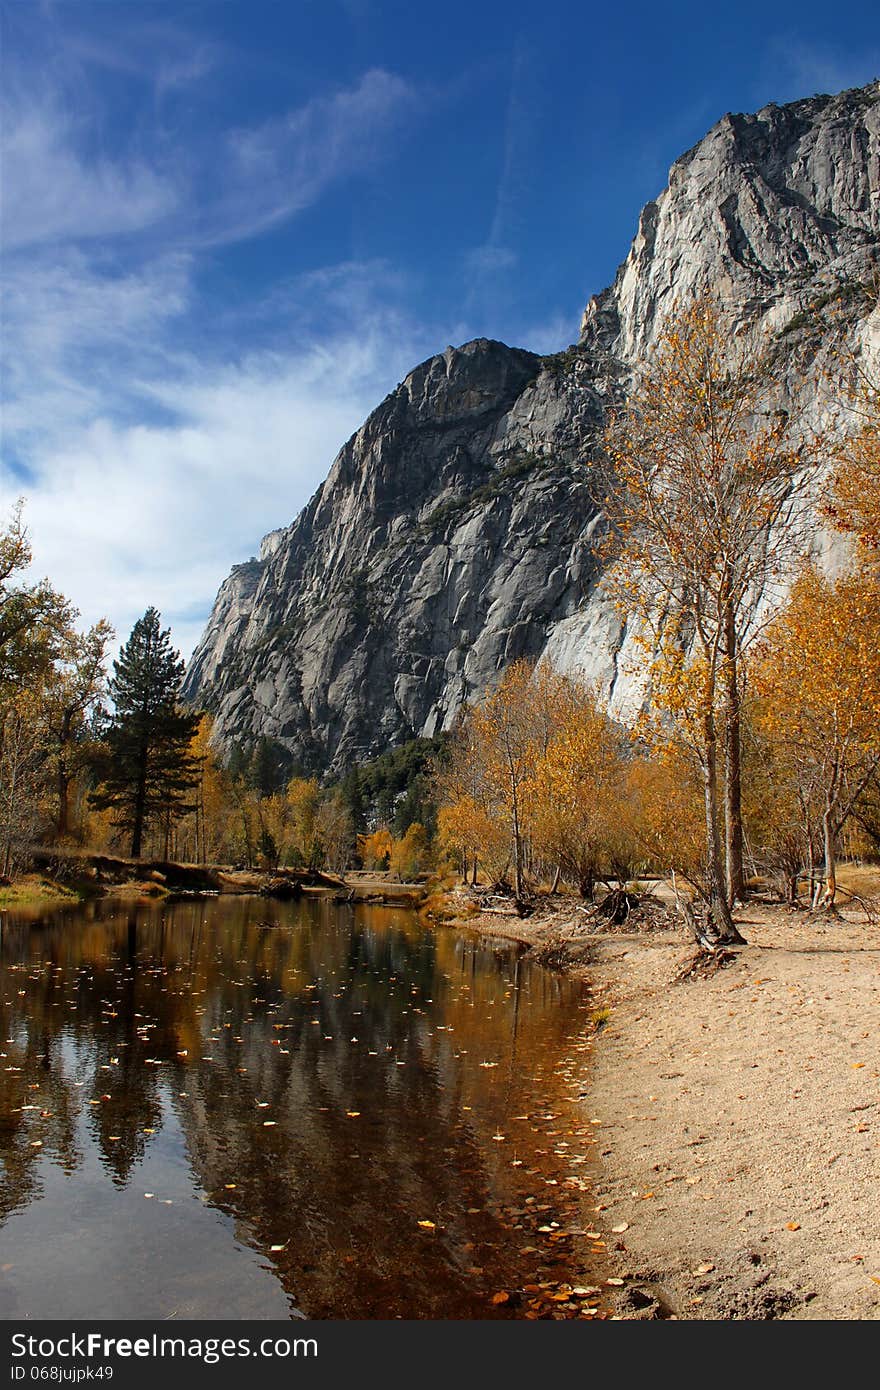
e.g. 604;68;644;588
183;82;880;773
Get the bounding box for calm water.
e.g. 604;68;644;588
0;897;599;1319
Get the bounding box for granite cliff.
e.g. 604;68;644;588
182;81;880;773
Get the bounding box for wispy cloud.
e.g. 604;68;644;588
0;101;176;251
0;11;430;661
205;68;418;246
756;38;880;107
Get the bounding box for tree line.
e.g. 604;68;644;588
438;293;880;933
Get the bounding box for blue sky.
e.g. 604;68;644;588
2;0;879;659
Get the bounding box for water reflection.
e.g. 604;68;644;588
0;898;595;1319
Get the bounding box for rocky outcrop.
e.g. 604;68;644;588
183;81;880;772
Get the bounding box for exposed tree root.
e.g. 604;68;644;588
673;946;739;983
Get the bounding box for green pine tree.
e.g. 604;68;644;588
91;608;200;857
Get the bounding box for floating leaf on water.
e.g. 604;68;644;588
346;1111;360;1118
490;1291;510;1305
417;1220;436;1231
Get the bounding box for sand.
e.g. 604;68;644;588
449;897;880;1319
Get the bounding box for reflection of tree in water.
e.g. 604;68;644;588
0;898;588;1317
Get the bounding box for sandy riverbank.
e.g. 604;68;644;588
447;894;880;1319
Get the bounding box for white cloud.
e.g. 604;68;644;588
0;47;428;662
1;251;192;454
0;102;176;251
1;261;436;661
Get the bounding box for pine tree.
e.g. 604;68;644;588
91;608;200;857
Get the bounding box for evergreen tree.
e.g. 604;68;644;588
249;735;282;797
340;766;367;836
91;608;200;857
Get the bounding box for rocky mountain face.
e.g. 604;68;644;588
183;81;880;774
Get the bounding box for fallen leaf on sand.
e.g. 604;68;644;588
785;1221;801;1231
611;1222;629;1233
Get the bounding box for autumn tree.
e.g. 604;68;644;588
465;660;551;900
434;705;503;885
287;777;322;868
750;566;880;906
0;500;74;701
389;823;429;880
41;621;113;838
602;295;814;938
622;741;705;891
0;695;46;876
91;609;200;857
313;791;353;873
532;681;630;898
359;826;393;870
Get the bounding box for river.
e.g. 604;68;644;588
0;896;601;1319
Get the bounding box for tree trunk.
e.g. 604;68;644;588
702;709;745;944
578;870;595;902
511;784;524;901
722;608;745;906
822;805;837;907
130;741;148;859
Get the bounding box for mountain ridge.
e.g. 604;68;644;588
182;79;880;774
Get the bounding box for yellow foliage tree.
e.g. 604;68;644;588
602;295;814;937
287;777;322;867
389;822;429;880
750;566;880;905
532;682;629;897
359;826;393;870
